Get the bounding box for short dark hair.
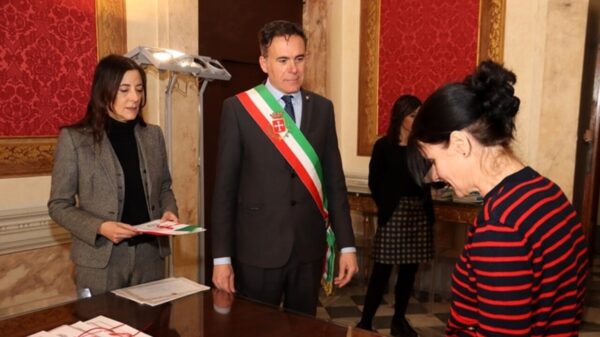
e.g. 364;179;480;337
70;54;147;143
408;60;520;182
386;95;421;143
258;20;307;57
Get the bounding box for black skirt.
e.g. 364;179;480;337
372;196;433;264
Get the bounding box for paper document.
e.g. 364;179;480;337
134;219;206;236
112;277;210;306
27;315;151;337
27;332;55;337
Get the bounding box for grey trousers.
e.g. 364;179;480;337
75;240;165;296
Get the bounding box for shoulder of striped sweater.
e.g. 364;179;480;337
482;180;570;228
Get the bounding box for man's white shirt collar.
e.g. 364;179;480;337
265;79;302;127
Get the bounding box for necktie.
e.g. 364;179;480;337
281;95;296;123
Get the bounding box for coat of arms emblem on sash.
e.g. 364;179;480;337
270;111;288;138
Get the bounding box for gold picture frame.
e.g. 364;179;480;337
357;0;506;156
0;0;126;177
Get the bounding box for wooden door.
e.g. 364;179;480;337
574;43;600;255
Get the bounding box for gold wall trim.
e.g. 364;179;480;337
478;0;506;63
357;0;381;156
0;138;57;178
0;0;126;178
95;0;127;58
357;0;506;156
302;0;328;96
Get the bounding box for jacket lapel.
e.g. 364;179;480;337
134;124;152;199
97;133;121;192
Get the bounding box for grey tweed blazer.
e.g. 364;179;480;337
48;123;178;269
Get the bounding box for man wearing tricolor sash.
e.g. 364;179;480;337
211;20;358;316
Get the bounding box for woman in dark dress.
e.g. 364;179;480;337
356;95;434;337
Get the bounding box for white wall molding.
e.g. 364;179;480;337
0;207;70;255
346;175;369;194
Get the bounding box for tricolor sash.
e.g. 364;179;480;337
236;84;337;295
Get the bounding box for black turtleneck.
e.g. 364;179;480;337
106;117;150;225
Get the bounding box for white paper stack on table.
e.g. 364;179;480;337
134;220;206;236
112;277;210;306
27;315;151;337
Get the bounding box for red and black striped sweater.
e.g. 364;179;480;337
447;167;589;337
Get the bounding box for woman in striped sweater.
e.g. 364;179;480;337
408;61;589;336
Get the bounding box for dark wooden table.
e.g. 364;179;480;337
0;289;383;337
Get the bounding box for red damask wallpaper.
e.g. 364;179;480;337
378;0;479;134
0;0;97;137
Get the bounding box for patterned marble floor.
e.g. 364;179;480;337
316;255;600;337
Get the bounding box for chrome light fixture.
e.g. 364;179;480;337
126;46;231;81
126;46;231;282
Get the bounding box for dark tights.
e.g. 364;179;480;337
358;262;419;328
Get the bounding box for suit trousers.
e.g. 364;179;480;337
234;250;322;316
75;239;165;295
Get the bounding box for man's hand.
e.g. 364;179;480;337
213;264;236;293
98;221;139;244
334;252;358;287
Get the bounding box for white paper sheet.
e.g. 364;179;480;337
27;332;55;337
27;316;153;337
112;277;210;306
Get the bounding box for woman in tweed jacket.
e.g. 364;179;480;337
48;55;178;295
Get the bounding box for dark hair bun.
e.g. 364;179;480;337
464;60;520;141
